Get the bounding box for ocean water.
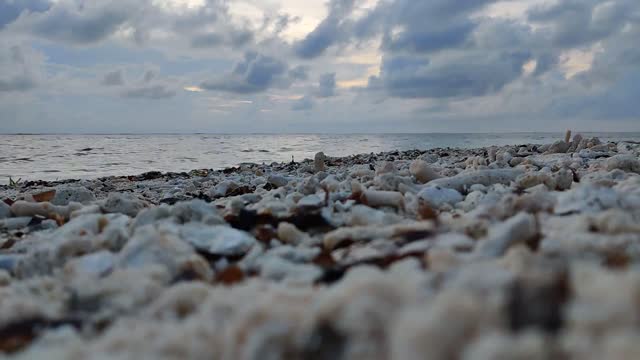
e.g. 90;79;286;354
1;133;639;184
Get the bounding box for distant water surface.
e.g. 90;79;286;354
1;133;639;184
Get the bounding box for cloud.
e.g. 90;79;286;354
101;69;125;86
288;65;309;81
200;52;300;94
316;73;336;98
293;0;355;58
0;43;43;92
0;0;51;29
291;95;314;111
16;1;135;45
369;52;531;99
100;68;176;99
189;29;253;49
527;0;633;48
122;84;176;99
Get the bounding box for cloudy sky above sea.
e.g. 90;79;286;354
0;0;638;133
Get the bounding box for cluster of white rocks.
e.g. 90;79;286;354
0;135;640;359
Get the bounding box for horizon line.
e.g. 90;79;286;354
2;131;639;136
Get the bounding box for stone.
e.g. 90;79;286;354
177;224;256;257
409;160;440;184
118;225;211;280
267;174;289;188
277;222;311;245
297;194;325;210
260;257;322;284
418;186;464;209
546;140;570;154
51;186;96;205
0;200;11;219
360;190;405;210
475;212;538;258
428;169;524;193
555;185;623;215
64;250;116;278
606;155;640;174
101;193;147;217
314;152;327;173
10;201;83;220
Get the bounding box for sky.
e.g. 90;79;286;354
0;0;638;133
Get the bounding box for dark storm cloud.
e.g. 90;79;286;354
200;52;299;94
370;52;531;99
102;70;125;86
0;0;51;29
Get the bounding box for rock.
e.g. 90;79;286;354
428;169;524;193
100;193;147;217
409;160;440;184
314;152;327;173
376;161;396;175
267;174;289;188
260;257;322;284
475;212;538;257
565;130;572;143
64;250;116;278
177;224;256;257
606;155;640;174
10;201;83;220
277;222;311;245
346;205;402;226
360;190;405;210
418;186;464;208
546;140;570;154
555;185;623;215
297;194;325;210
209;180;239;198
568;133;583;152
118;225;212;280
0;217;32;231
51;186;96;205
0;200;11;219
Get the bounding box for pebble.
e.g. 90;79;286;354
0;137;639;359
0;201;11;219
177;224;256;257
100;193;147;217
418;186;464;208
51;186;96;205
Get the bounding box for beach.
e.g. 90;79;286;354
1;134;640;359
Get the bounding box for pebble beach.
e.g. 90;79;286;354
1;133;640;359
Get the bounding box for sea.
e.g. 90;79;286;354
1;133;639;184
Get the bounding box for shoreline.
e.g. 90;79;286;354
1;136;640;357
